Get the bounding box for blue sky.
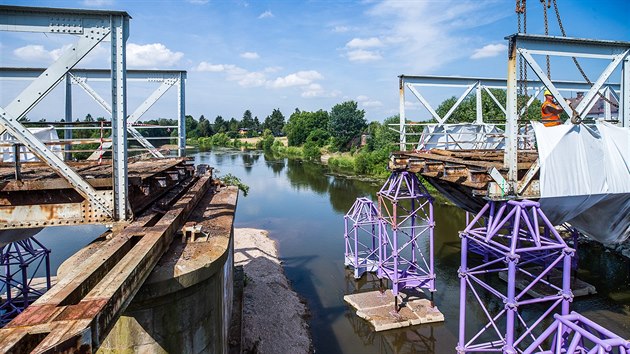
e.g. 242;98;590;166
1;0;629;123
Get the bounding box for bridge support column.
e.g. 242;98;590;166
377;171;436;298
0;237;51;326
457;200;574;353
344;197;381;279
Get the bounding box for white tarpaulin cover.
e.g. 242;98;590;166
0;126;62;162
534;121;630;244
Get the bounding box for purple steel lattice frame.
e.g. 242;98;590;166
0;236;51;326
378;171;435;296
523;312;630;354
457;199;574;354
344;197;382;279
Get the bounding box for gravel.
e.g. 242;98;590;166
234;228;312;354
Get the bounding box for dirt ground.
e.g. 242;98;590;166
238;136;288;147
234;228;312;354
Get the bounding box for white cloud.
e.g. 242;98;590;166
356;95;383;107
240;52;260;59
332;25;350;33
360;1;507;72
126;43;183;68
194;62;233;72
186;0;209;4
268;70;323;88
258;11;274;19
346;37;383;49
13;43;76;62
13;45;51;62
346;49;382;62
81;0;113;7
471;43;507;59
195;62;330;93
301;83;340;98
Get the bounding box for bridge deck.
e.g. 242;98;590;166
0;158;196;230
390;149;539;211
0;172;227;352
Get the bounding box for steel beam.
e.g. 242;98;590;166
399;74;620;92
399;77;407;150
178;71;186;157
110;13;129;221
622;57;630;127
505;39;519;184
506;33;630;60
64;74;72;161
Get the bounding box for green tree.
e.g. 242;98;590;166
435;89;541;123
197;119;213;137
263;108;285;136
241;110;255;129
213;115;227;133
328;101;367;151
185;115;199;138
284;109;330;146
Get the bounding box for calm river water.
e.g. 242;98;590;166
29;149;630;353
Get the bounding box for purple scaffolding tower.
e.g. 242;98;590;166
344;197;382;279
523;312;630;353
457;199;574;353
0;237;51;326
378;171;435;298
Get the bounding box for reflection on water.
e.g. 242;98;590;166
197;149;629;354
6;149;626;353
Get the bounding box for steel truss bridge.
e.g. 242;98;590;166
0;6;236;353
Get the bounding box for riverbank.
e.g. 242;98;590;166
234;228;312;353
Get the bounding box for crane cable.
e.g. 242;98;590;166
516;0;527;98
552;0;619;109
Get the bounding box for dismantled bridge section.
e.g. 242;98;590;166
0;169;226;352
0;158;194;231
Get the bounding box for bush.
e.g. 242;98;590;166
257;129;275;151
328;155;355;172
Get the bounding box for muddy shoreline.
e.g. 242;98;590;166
234;228;312;353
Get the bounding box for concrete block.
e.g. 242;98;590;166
344;289;444;332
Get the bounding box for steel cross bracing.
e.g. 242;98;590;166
398;74;622;151
0;5;131;221
457;199;574;353
0;68;188;159
506;34;630;184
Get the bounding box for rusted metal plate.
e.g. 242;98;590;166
0;172;215;353
391;149;541;205
0;158;193;230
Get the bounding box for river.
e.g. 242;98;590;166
22;149;630;353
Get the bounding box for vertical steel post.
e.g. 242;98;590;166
604;87;612;121
178;71;187;157
64;73;73;161
111;14;129;221
399;76;406;150
622;57;630;127
505;38;519;185
476;83;483;124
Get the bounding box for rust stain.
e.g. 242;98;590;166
55;299;108;321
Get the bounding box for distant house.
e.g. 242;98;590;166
238;128;250;136
566;92;619;120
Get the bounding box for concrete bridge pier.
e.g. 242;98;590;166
58;186;239;354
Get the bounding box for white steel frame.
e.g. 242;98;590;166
398;35;629;197
399;75;621;151
506;34;630;185
0;5;131;221
0;68;187;160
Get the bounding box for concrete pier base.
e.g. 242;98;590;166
344;289;444;332
59;186;239;354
